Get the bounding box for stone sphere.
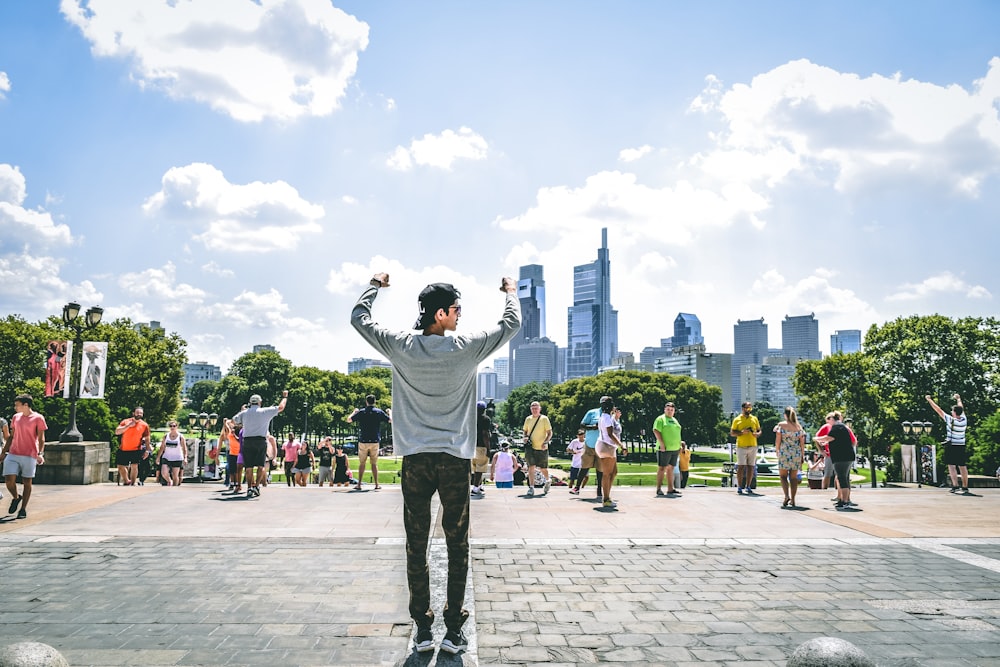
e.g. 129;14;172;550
788;637;875;667
0;643;69;667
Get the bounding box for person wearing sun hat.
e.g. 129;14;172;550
351;271;520;655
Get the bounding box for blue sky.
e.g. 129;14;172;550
1;1;998;375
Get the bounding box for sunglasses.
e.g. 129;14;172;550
448;305;462;314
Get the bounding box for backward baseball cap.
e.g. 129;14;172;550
414;283;461;329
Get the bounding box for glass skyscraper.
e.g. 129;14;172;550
508;264;546;388
671;313;704;349
830;329;862;354
566;228;618;378
732;318;768;411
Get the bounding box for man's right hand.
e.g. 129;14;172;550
371;272;390;287
501;276;516;293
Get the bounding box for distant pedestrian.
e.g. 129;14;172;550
351;271;519;655
652;402;682;496
565;430;585;494
347;394;391;490
775;406;806;507
282;433;299;487
678;441;691;489
316;437;335;486
220;419;243;492
490;441;519;489
595;396;624;508
926;393;970;494
1;394;46;519
115;407;150;487
814;413;839;492
729;402;761;495
815;413;857;509
573;403;602;496
332;443;352;486
156;420;187;487
293;439;314;487
471;402;491;497
522;402;552;496
233;391;287;498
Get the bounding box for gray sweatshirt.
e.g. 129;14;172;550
351;286;520;459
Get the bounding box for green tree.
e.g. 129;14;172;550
750;401;782;444
0;315;48;410
499;382;554;433
354;366;392;394
187;380;218;413
968;408;1000;479
99;319;186;428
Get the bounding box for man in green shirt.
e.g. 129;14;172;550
652;402;682;496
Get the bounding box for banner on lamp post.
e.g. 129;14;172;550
79;341;108;399
45;340;70;398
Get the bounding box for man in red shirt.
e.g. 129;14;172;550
115;407;150;486
1;394;48;519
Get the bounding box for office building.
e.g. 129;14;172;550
133;320;163;334
477;367;498;402
347;358;392;374
492;357;509;385
253;344;277;354
655;345;733;411
831;329;862;354
599;352;649;374
671;313;704;349
566;228;618;378
640;338;672;366
512;338;559;387
182;362;221;396
732;318;768;411
781;313;821;360
508;265;546;388
741;356;801;410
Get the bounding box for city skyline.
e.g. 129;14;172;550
1;2;996;375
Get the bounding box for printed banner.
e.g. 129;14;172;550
45;340;70;398
79;341;108;399
63;341;73;399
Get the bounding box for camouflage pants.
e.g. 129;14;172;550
401;452;470;631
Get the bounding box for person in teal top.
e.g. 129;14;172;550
572;405;603;496
652;402;683;496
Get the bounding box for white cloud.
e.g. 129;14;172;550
0;251;103;315
494;170;769;245
202;261;234;278
142;162;324;253
690;58;1000;195
0;71;10;99
387;127;489;171
0;164;74;248
118;262;208;314
886;271;992;301
619;145;652;162
341;195;358;205
60;0;369;122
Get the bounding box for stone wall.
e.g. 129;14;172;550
34;441;110;485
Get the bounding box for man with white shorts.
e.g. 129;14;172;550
1;394;47;519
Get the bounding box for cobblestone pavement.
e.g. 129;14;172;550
0;482;997;666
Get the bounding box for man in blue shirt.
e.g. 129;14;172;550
571;401;605;496
347;394;391;490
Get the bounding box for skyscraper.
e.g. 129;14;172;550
512;338;559;387
782;313;822;360
831;329;862;354
508;264;546;388
732;318;768;411
566;228;618;378
671;313;704;349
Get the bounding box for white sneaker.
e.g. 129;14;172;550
527;487;534;496
543;479;551;495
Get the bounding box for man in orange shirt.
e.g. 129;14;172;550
115;407;150;486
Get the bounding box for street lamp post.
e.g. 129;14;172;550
901;420;934;488
303;400;309;443
59;302;104;442
187;411;218;481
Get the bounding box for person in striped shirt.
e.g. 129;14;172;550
926;393;969;494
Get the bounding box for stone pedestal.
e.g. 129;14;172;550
34;441;110;485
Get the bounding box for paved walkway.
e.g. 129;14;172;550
0;481;998;666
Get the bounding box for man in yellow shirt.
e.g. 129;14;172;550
522;401;552;496
729;402;761;495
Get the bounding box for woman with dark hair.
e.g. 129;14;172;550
775;406;806;507
594;396;624;508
